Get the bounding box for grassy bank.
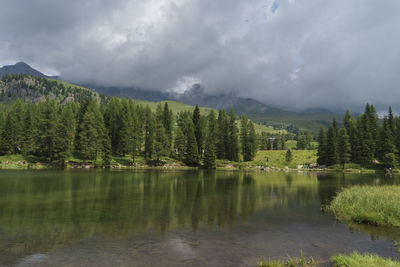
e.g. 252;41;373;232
251;150;317;168
0;150;319;170
329;185;400;227
257;252;400;267
331;252;400;267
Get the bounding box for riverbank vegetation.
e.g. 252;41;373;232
331;252;400;267
257;251;400;267
0;93;259;168
329;185;400;227
317;104;400;169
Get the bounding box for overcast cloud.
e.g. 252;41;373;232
1;0;399;112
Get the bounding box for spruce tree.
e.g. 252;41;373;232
184;117;199;166
317;127;327;165
338;128;351;169
144;106;155;159
203;110;217;168
240;115;249;161
216;110;229;159
388;106;396;135
162;102;173;151
0;113;14;155
285;149;293;163
121;102;141;163
102;134;112;168
227;109;239;161
377;116;397;164
103;98;123;155
247;121;258;160
326;120;339;166
21;104;36;155
343;110;357;162
37;100;58;161
154;121;169;161
174;126;186;160
53;104;76;165
192;105;203;158
79;110;99;163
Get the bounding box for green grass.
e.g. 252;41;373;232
257;252;316;267
331;252;400;267
251;150;317;168
329;186;400;227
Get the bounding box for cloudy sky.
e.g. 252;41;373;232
1;0;399;112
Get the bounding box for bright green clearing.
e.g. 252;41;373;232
251;150;317;168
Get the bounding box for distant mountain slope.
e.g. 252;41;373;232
0;62;57;79
89;83;338;132
0;74;104;104
0;62;339;132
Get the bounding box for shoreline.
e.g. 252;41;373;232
0;159;391;173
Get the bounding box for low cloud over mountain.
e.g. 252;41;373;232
1;0;400;112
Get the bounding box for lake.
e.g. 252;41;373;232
0;170;399;266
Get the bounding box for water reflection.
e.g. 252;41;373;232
0;170;398;265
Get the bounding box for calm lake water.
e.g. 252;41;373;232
0;170;399;266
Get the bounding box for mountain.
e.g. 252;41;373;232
83;84;170;102
0;62;58;79
0;62;339;132
0;74;104;104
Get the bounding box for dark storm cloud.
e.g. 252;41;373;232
1;0;400;112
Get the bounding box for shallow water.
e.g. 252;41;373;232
0;170;399;266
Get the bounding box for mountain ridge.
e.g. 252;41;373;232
0;62;338;132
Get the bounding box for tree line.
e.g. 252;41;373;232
317;104;399;168
0;98;259;168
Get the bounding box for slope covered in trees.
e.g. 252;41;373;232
0;74;105;104
0;98;260;168
317;104;400;169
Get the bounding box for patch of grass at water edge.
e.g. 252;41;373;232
329;185;400;227
257;252;316;266
331;251;400;267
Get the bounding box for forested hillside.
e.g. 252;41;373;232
0;75;262;168
318;104;400;169
0;74;105;104
0;98;258;168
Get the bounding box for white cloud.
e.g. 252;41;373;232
1;0;400;112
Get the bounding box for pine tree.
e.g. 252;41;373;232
227;109;239;161
53;104;76;165
21;104;36;155
37;100;58;161
162;102;173;152
240;115;249;160
326;120;339;166
0;113;14;155
103;98;123;155
184;117;199;166
144;106;155;159
388;106;396;135
79;110;99;163
317;127;327;165
285;149;293;163
343;110;357;162
338;128;351;169
174;126;186;160
203;110;217;168
216;110;229;159
192;105;203;158
102;134;112;168
377;116;397;164
247;121;258;160
154;121;169;161
121;102;141;163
